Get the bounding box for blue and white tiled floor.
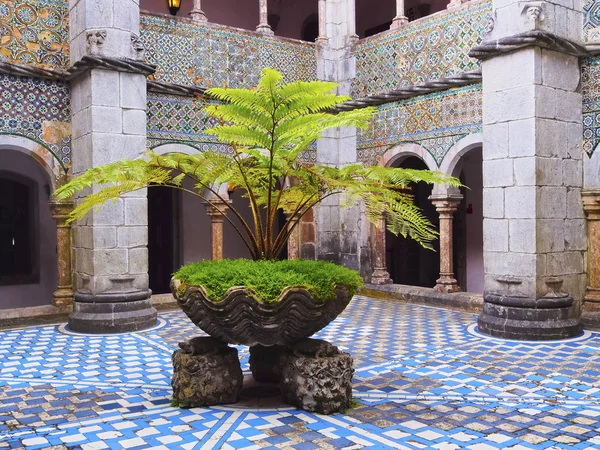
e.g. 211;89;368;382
2;296;600;449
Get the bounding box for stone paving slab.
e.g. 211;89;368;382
1;296;600;449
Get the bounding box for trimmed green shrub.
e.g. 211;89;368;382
174;259;364;304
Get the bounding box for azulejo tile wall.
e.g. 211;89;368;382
584;0;600;41
0;74;71;168
147;93;317;162
0;0;69;70
583;57;600;157
352;0;491;98
140;14;317;89
357;84;482;166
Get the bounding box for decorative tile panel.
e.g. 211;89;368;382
0;0;69;70
0;74;71;168
357;84;482;166
140;14;317;89
352;0;491;98
584;0;600;41
583;57;600;157
147;93;317;162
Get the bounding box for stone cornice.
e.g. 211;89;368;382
469;30;589;61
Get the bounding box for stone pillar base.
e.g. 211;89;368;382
69;291;157;333
478;293;581;340
280;339;354;415
391;16;408;29
434;276;460;294
52;288;74;308
172;337;243;408
371;269;393;285
582;289;600;330
256;25;274;36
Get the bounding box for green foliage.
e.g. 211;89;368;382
174;259;364;304
55;68;461;259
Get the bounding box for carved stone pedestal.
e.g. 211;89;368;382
249;345;285;382
478;280;581;340
172;337;243;407
280;339;354;415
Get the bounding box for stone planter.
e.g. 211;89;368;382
170;279;352;347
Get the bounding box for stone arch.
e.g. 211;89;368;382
0;135;64;191
439;133;483;178
439;132;484;294
377;142;437;170
0;139;60;309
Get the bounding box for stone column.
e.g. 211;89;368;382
189;0;208;22
473;0;585;339
256;0;274;36
68;0;157;333
582;191;600;329
370;217;392;285
50;200;74;308
430;194;462;293
316;0;369;276
285;212;301;260
316;0;328;44
391;0;409;29
206;202;228;260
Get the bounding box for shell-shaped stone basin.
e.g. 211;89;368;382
170;279;352;347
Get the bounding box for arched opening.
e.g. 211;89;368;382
385;156;439;287
0;149;57;309
148;186;181;294
301;13;319;42
453;147;483;293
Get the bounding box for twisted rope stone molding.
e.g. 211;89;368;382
0;55;156;82
333;71;483;112
469;30;589;61
147;80;208;96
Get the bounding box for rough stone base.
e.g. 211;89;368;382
69;292;157;333
280;339;354;415
478;294;581;340
172;337;243;408
249;345;286;383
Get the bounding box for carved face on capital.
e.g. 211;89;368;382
526;6;542;22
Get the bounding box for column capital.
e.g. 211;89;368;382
206;201;229;221
49;199;75;225
429;194;463;214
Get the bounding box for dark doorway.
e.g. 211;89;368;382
301;14;319;42
0;176;36;284
148;186;180;294
385;156;440;287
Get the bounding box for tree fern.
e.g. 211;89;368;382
55;68;461;260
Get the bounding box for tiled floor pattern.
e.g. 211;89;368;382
1;297;600;449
